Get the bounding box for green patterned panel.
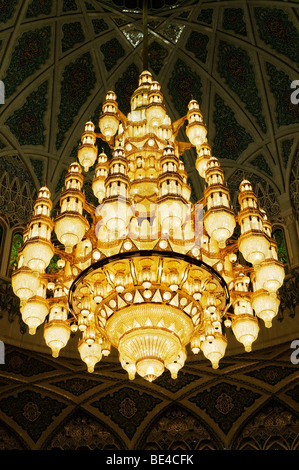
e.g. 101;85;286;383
273;229;288;264
62;22;85;52
47;254;61;273
5;81;48;146
92;19;109;35
9;232;23;269
185;31;209;64
266;63;299;127
189;382;260;433
197;8;213;24
218;41;266;133
0;390;67;443
179;11;190;19
213;94;254;160
115;63;140;115
56;52;96;150
168;59;202;117
91;387;161;439
255;8;299;64
26;0;53;18
0;0;18;23
62;0;77;11
85;2;95;10
100;38;125;72
149;41;168;75
250;154;273;176
3;27;51;99
222;8;247;36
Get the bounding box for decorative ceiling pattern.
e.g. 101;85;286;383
0;341;297;450
0;0;298;215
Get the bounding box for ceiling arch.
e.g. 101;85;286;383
0;1;298;216
0;0;298;218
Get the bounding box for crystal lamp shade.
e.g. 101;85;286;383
255;259;285;293
107;303;193;381
238;234;270;265
99;114;120;138
55;215;89;253
22;241;54;273
232;314;260;352
78;337;103;373
44;320;71;358
200;333;228;369
252;290;280;328
204;210;236;246
21;295;49;335
12;267;41;301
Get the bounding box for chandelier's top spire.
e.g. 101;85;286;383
68;161;82;173
239;178;253;192
138;70;152;86
37;186;51;197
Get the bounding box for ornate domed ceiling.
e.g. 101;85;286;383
0;0;298;222
0;0;298;355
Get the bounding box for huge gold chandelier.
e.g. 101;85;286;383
11;70;285;382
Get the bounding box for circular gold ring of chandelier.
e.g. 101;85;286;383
68;250;230;381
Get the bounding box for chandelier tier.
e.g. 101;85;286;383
12;70;285;382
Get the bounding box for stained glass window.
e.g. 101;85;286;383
273;228;288;264
9;232;23;269
47;254;61;273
